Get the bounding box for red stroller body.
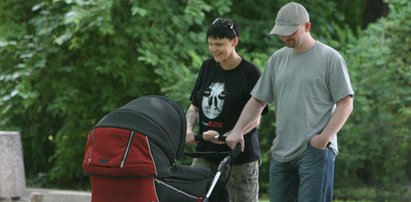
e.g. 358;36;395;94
82;95;210;202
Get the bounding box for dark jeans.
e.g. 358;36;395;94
269;144;335;202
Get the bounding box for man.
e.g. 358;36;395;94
186;18;268;202
226;2;354;201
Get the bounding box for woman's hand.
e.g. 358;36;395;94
186;131;197;144
203;130;225;145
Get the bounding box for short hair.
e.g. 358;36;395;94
207;18;240;40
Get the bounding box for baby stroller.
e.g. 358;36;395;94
82;95;238;202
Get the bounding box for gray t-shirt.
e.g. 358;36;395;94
251;41;354;162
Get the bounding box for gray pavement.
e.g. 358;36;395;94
0;188;91;202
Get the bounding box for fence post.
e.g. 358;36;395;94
0;131;27;201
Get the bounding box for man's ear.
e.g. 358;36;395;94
305;22;311;32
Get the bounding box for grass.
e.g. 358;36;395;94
259;198;373;202
257;185;411;201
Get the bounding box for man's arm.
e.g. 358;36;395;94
310;95;354;149
243;113;262;134
204;114;262;145
186;104;199;144
226;97;267;151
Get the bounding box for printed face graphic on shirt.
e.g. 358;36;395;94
202;82;226;119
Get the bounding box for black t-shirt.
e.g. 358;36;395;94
190;58;268;164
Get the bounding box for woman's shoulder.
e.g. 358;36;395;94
239;58;259;70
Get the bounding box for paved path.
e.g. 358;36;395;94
1;188;91;202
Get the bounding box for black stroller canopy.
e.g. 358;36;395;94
94;95;187;161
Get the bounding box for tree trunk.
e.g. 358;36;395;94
362;0;389;28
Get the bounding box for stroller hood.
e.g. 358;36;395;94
94;95;187;161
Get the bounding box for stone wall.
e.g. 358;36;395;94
0;131;27;201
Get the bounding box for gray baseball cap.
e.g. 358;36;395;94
270;2;309;36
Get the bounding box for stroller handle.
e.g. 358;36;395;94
203;143;241;202
194;135;241;158
194;134;226;142
217;144;240;171
230;144;241;159
193;135;241;202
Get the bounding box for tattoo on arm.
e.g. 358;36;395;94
186;107;198;131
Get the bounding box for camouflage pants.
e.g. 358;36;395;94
192;158;259;202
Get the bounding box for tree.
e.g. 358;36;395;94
0;0;231;188
335;0;411;199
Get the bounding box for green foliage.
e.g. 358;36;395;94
1;0;162;187
0;0;234;189
334;0;411;200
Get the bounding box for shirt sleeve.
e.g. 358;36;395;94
190;60;208;108
327;53;355;102
251;55;276;104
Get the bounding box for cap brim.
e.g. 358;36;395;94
269;25;298;36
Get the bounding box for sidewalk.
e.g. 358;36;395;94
5;188;91;202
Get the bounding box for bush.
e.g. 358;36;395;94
334;0;411;200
